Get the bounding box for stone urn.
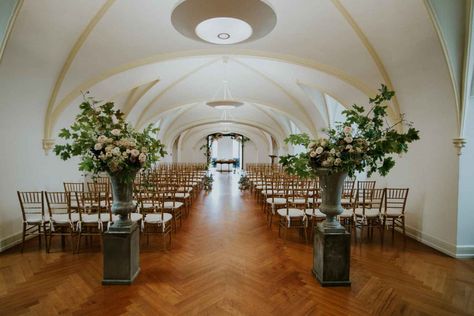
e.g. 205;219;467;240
108;168;139;228
315;168;347;232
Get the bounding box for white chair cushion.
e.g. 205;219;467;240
174;193;190;198
385;211;404;217
266;197;287;205
51;213;79;223
81;213;99;223
288;198;307;204
305;209;326;218
25;214;46;224
163;201;184;209
341;198;352;204
277;208;305;217
354;208;380;217
144;213;172;223
339;209;354;218
130;212;143;222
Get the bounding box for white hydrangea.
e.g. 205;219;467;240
138;153;147;163
112;147;121;156
334;158;342;166
97;135;107;143
315;147;324;155
94;143;103;151
309;151;317;158
130;149;140;157
343;126;352;135
344;136;353;143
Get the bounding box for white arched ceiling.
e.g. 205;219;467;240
22;0;455;146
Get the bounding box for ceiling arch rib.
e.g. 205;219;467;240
163;118;285;150
138;98;308;138
44;0;116;141
331;0;401;124
44;50;383;142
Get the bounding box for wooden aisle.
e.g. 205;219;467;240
0;172;473;315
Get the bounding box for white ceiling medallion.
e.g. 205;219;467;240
207;80;243;110
171;0;277;45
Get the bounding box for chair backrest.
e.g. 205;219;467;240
63;182;84;193
343;180;356;199
17;191;44;221
45;191;71;217
356;181;376;203
384;188;409;215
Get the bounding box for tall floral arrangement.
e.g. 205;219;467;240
280;85;420;178
54;94;167;176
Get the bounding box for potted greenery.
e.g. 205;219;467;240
280;84;420;230
54;93;166;228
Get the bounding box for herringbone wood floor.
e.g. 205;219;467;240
1;172;473;315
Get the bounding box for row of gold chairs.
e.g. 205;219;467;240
245;165;409;243
17;164;207;253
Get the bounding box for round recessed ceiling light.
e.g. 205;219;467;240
171;0;276;45
195;17;253;44
207;100;244;110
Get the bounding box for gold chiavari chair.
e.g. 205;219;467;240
266;174;287;227
141;188;173;249
276;178;308;243
382;188;409;242
45;191;78;253
17;191;49;252
355;181;376;206
305;185;326;240
353;188;384;242
64;182;84;211
75;191;111;252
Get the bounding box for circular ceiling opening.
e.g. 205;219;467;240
171;0;277;45
195;17;253;45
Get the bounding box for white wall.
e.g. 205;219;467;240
457;97;474;257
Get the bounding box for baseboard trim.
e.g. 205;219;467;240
403;225;474;259
0;231;35;253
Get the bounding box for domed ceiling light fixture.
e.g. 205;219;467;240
171;0;277;45
207;80;243;110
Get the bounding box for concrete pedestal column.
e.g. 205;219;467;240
312;223;351;287
102;222;140;285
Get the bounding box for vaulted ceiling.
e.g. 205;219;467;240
0;0;464;153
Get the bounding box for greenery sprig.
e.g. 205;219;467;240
54;93;167;175
280;84;420;178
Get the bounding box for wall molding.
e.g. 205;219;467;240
403;225;474;259
0;230;34;253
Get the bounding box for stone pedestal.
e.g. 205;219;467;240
312;223;351;287
102;222;140;285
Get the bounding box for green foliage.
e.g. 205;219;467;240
203;173;214;192
54;93;167;175
279;84;420;178
238;174;250;191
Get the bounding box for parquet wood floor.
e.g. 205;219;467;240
1;172;473;315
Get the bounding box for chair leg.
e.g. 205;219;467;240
21;223;26;253
76;231;82;254
37;224;42;249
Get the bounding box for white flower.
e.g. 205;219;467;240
315;147;324;155
327;156;334;162
346;145;353;150
321;160;330;167
141;147;148;153
122;151;129;158
356;147;362;153
320;139;328;147
330;148;336;155
308;142;317;149
309;151;317;158
111;129;121;136
130;149;140;157
105;145;113;153
105;152;113;158
97;135;107;143
99;153;106;161
106;138;113;144
94;143;103;151
138;153;147;163
344;136;353;143
343;126;352;135
112;147;121;156
334;158;342;166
